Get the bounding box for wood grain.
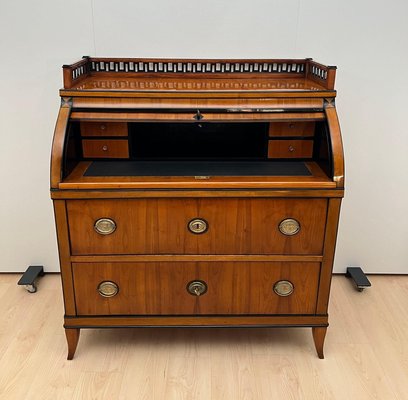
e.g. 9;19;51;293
0;275;406;400
50;103;71;189
82;139;129;158
59;160;337;190
51;57;344;362
72;261;320;315
80;121;128;137
66;198;327;255
269;121;315;137
268;139;313;158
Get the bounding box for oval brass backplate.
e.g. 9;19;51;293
97;281;119;298
187;280;208;296
273;280;294;297
94;218;117;235
278;218;300;236
188;218;208;234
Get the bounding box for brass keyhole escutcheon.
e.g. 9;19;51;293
94;218;117;235
278;218;300;236
273;280;294;297
188;218;208;234
98;281;119;298
187;280;208;296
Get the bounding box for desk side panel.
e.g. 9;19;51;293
50;100;71;189
53;200;76;316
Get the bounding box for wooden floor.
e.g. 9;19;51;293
0;274;407;400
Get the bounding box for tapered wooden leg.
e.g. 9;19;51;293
312;327;327;359
65;328;80;360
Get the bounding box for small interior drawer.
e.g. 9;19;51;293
80;122;128;137
269;122;315;137
82;139;129;158
268;140;313;158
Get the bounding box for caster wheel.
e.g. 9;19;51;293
25;284;37;293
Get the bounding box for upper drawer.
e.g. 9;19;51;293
269;122;315;137
67;198;327;255
80;122;128;137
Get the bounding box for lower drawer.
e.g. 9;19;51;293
72;261;320;316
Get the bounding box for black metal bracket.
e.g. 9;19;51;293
17;265;45;293
346;267;371;292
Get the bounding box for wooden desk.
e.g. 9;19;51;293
51;57;344;359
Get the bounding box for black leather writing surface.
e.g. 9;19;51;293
84;161;312;177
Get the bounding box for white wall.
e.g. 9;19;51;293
1;0;407;273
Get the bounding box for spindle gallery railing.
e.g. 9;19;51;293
62;57;336;90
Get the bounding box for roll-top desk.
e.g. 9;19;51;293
50;57;344;359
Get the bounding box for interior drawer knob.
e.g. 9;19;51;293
188;218;208;234
273;280;294;297
94;218;117;235
288;145;295;152
102;145;108;151
98;281;119;297
278;218;300;236
187;280;208;296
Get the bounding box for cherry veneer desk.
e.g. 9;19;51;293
50;57;344;359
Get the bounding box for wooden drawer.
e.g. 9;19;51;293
72;261;320;315
80;122;128;137
269;121;315;137
82;139;129;158
268;140;313;158
67;198;327;255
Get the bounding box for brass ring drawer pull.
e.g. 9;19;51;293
278;218;300;236
98;281;119;297
187;280;208;296
273;280;294;297
188;218;208;234
94;218;117;235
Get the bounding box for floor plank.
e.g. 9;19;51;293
0;274;407;400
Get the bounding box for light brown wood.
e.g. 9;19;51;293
51;57;344;359
325;105;345;188
52;188;345;199
82;139;129;158
268;139;313;158
312;326;327;359
72;96;325;110
1;275;407;400
316;198;342;313
53;200;76;315
72;261;320;315
269;121;315;137
80;121;128;137
70;111;326;122
70;254;324;263
58;161;336;190
64;315;328;327
50;102;71;189
66;198;327;255
65;328;80;360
